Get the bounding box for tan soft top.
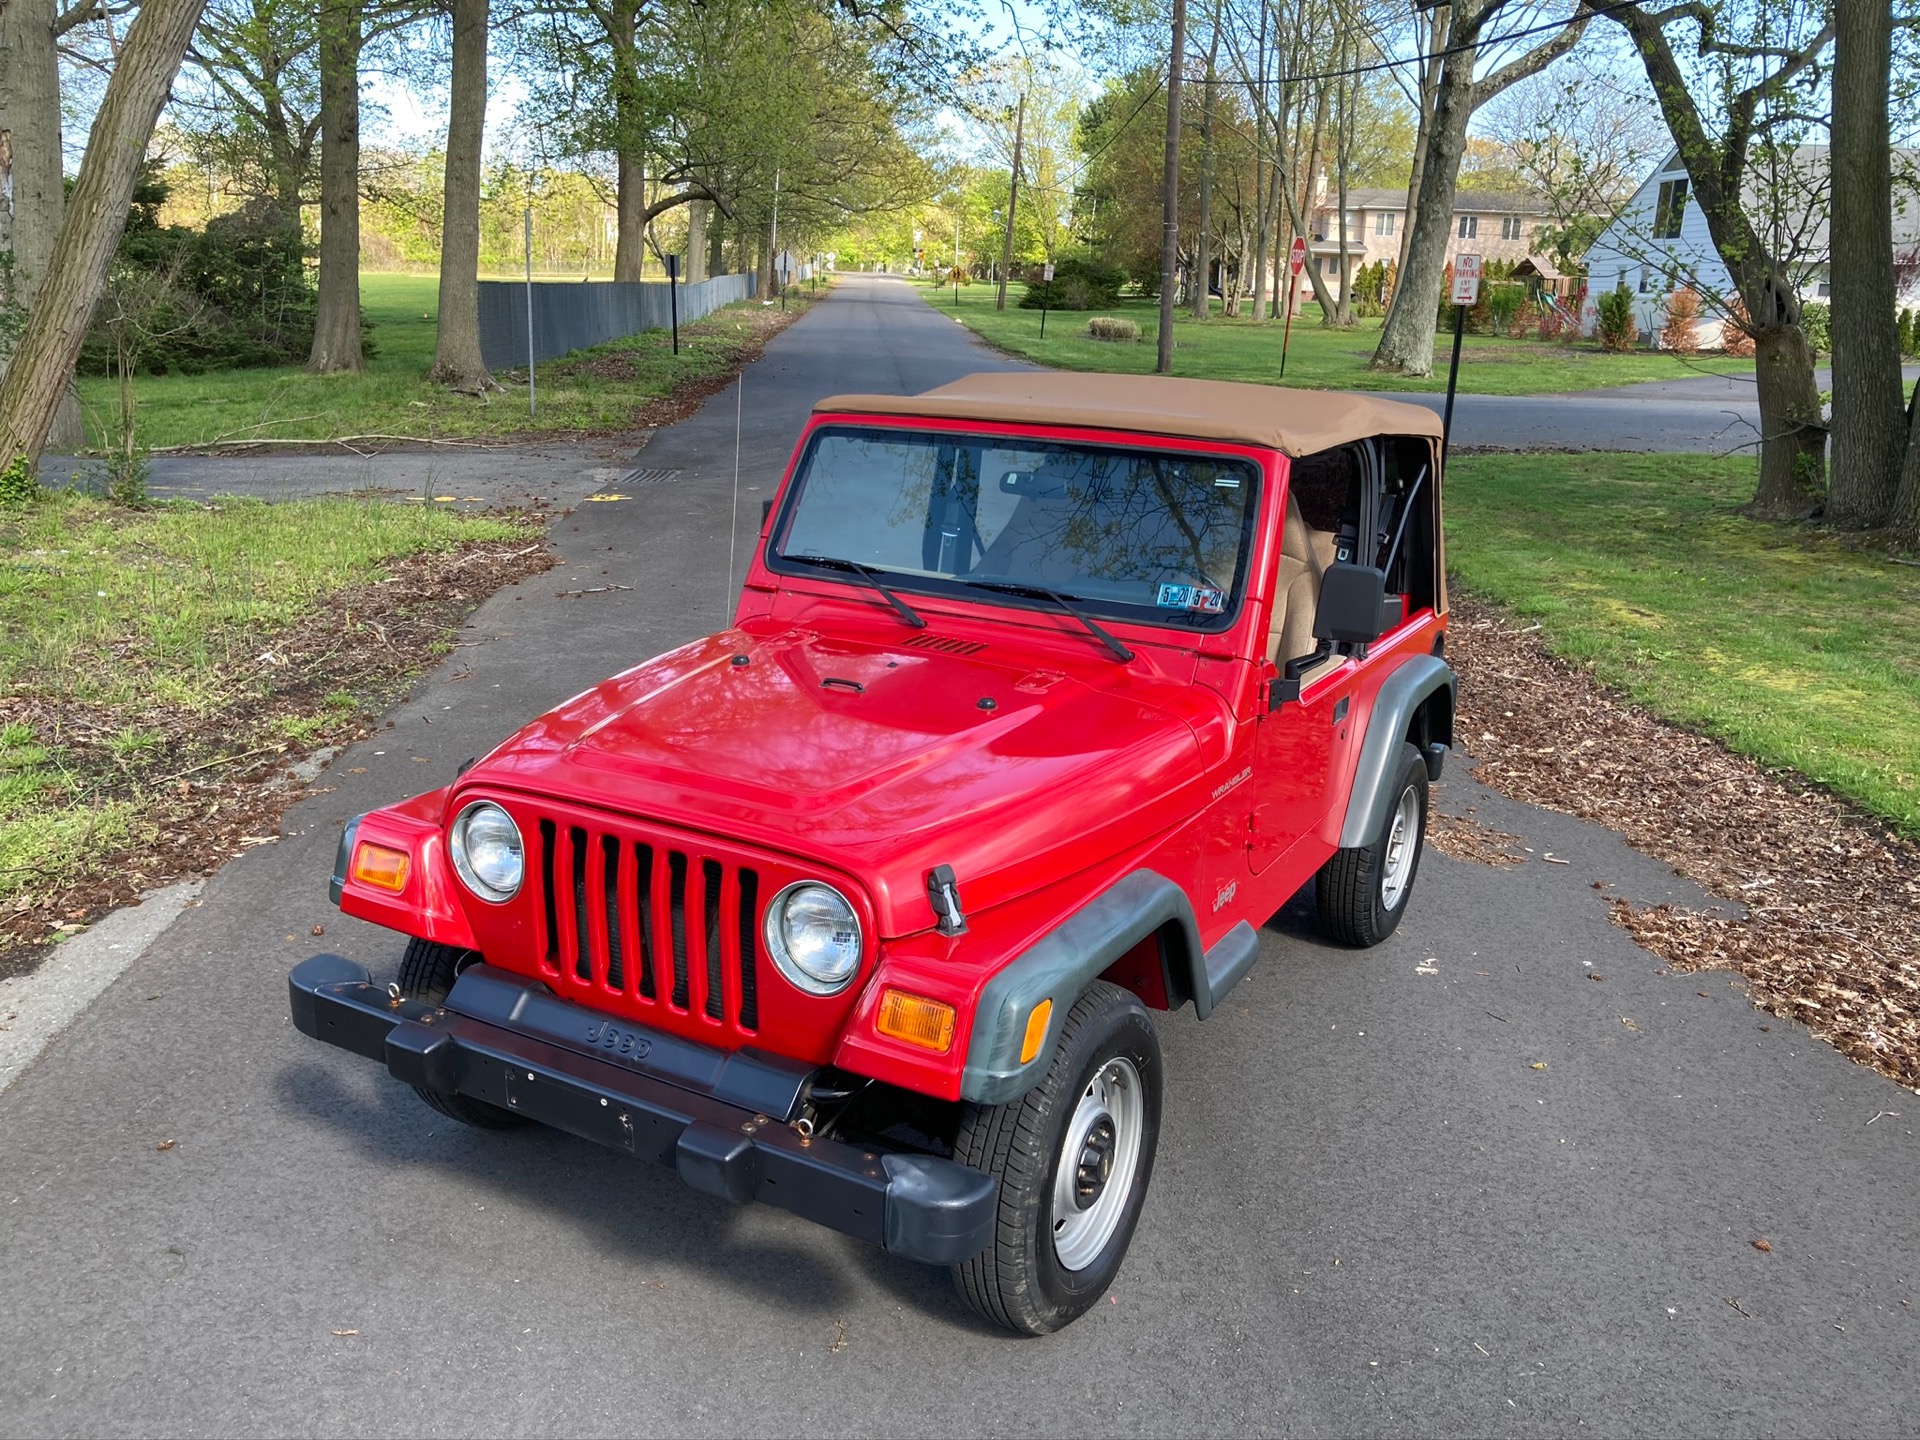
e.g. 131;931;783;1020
813;371;1442;458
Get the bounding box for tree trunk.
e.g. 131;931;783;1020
1333;62;1356;329
0;0;211;471
1888;386;1920;548
1750;322;1828;517
687;199;709;282
1155;0;1187;373
308;0;364;373
707;206;725;278
0;0;83;449
614;150;645;281
1372;16;1475;374
1827;0;1902;529
1395;6;1445;282
1190;1;1221;321
429;0;493;391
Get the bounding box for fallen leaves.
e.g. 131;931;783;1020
1450;596;1920;1094
1752;1239;1773;1253
153;1139;177;1152
1426;807;1528;866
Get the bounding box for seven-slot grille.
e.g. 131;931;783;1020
534;817;760;1032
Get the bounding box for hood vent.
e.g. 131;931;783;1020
901;634;988;657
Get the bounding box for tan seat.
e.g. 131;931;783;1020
1267;498;1338;664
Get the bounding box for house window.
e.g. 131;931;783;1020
1817;279;1832;297
1323;256;1337;276
1654;177;1689;239
1375;212;1395;236
1501;216;1524;241
1458;215;1479;239
1639;267;1653;294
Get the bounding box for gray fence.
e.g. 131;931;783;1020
476;272;759;371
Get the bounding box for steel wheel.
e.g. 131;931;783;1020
1050;1056;1146;1272
1379;784;1419;912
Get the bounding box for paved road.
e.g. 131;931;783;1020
4;276;1915;1437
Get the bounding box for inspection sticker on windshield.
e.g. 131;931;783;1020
1156;583;1225;613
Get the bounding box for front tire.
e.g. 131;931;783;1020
396;938;527;1130
1316;739;1429;947
951;981;1162;1335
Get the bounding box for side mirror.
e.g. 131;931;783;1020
1312;563;1395;646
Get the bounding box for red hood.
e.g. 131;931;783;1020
464;623;1209;935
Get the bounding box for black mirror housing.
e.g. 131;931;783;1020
1313;563;1392;645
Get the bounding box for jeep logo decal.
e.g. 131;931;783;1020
584;1019;652;1060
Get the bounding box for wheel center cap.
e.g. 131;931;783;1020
1074;1115;1117;1207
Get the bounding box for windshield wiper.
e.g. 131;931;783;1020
784;554;927;629
956;579;1134;662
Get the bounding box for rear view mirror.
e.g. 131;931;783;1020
1313;563;1395;645
999;470;1031;494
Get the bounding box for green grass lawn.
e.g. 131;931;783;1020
0;492;525;909
75;273;809;451
919;280;1754;395
1445;453;1920;834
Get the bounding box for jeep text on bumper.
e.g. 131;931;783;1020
289;954;996;1264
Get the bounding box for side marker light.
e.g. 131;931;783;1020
1019;999;1053;1065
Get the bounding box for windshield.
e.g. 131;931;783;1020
768;425;1260;631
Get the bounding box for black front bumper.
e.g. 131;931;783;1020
288;955;996;1265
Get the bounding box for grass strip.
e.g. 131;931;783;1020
0;492;546;969
1444;452;1920;835
71;273;825;452
916;279;1752;396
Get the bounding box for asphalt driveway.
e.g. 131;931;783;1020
2;276;1914;1438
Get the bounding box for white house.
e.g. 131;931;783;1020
1582;146;1920;346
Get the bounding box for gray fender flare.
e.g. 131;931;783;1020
959;870;1255;1106
1337;654;1457;850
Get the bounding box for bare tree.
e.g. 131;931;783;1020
0;0;212;471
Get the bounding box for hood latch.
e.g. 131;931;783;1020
927;865;968;937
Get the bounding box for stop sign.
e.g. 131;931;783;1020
1288;236;1307;276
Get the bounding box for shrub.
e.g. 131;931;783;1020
1799;301;1831;354
1662;287;1703;354
1020;257;1126;310
78;170;315;375
0;454;39;507
1596;287;1638;352
1086;315;1139;342
1485;283;1523;336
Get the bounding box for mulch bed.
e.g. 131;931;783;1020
0;529;554;980
1444;594;1920;1093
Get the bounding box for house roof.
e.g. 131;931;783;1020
1319;186;1552;216
814;372;1443;459
1627;145;1920;255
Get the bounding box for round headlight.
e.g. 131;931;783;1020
764;882;863;995
450;801;523;903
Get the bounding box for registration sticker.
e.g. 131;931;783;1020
1155;582;1225;613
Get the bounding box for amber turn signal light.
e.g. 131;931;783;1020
876;988;956;1053
351;841;409;893
1019;999;1053;1064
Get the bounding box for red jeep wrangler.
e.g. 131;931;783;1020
290;373;1454;1334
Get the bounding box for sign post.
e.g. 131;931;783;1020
1442;253;1482;462
524;207;536;416
1279;235;1307;380
775;248;793;311
665;252;680;355
1039;261;1055;338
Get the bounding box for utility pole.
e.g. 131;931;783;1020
996;92;1027;311
767;166;780;298
1156;0;1188;374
